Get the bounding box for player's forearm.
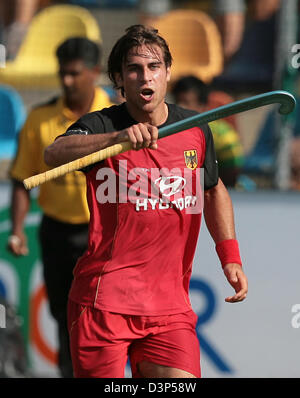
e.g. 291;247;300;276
203;178;236;243
10;180;30;235
44;131;126;167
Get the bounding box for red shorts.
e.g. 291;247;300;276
68;299;201;378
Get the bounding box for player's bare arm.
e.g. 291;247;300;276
44;123;158;167
204;178;236;241
7;180;30;256
203;178;248;303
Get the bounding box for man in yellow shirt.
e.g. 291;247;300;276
8;37;113;377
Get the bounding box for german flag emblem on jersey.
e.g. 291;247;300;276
184;150;198;170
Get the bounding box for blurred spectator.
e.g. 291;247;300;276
213;0;281;63
172;75;244;187
213;0;246;63
0;0;39;59
8;37;113;377
243;97;300;191
68;0;137;7
137;0;172;25
0;0;61;60
0;0;46;59
211;0;281;92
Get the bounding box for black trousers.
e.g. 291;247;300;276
39;215;89;378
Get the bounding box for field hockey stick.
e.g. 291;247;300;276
23;90;296;190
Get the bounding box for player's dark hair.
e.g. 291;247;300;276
171;75;209;105
108;25;173;95
56;37;102;68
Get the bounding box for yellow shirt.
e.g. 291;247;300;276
10;87;113;224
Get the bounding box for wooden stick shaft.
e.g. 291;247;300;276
23;141;132;190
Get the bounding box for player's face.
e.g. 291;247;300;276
59;59;98;103
116;44;171;122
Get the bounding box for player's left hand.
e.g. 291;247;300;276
223;263;248;303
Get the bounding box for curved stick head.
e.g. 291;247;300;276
277;91;296;115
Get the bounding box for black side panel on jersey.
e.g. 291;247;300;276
200;123;219;190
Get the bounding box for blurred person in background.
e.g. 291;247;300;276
211;0;281;92
7;37;113;377
137;0;172;25
213;0;281;63
0;0;65;60
172;75;244;187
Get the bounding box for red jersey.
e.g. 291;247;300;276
64;103;218;315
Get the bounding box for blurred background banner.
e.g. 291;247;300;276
0;183;58;377
0;0;300;378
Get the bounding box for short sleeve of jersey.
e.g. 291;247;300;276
62;111;106;137
60;110;112;173
61;104;136;138
201;123;219;190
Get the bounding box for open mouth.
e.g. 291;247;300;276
140;88;154;101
